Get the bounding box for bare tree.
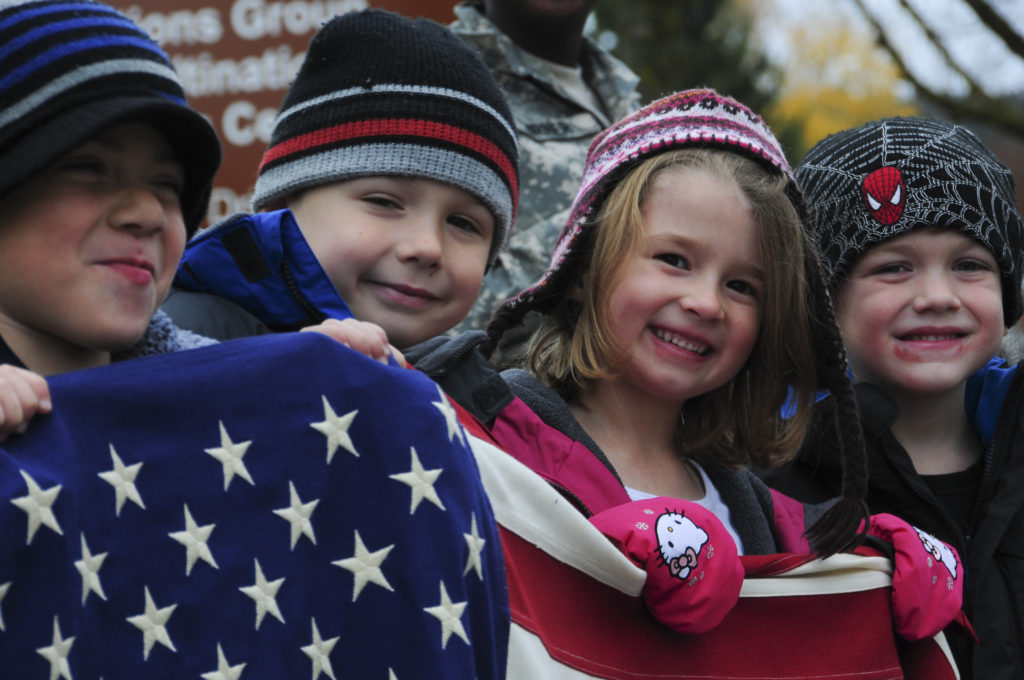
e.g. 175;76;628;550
852;0;1024;137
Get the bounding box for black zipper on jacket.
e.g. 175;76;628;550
549;481;593;518
434;334;487;378
280;259;327;326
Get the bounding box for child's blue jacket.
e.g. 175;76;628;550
164;210;352;339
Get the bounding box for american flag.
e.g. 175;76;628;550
467;435;962;680
0;333;507;679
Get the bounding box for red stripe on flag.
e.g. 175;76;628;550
259;119;517;194
501;527;954;679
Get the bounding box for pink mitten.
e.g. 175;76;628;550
866;513;964;641
589;497;743;633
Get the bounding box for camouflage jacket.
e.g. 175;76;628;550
451;2;641;332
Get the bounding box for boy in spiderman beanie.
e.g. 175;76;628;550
763;116;1024;678
164;8;519;351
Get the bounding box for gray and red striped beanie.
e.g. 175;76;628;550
796;117;1024;326
252;8;519;268
0;0;221;236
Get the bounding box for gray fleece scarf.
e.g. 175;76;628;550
115;310;217;361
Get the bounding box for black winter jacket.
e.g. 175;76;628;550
762;358;1024;679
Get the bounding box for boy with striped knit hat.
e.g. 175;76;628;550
0;0;221;438
0;8;512;678
163;8;519;353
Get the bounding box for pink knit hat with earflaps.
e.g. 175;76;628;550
489;89;798;324
484;88;870;557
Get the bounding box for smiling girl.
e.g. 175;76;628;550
402;90;970;655
484;90;869;556
411;89;871;559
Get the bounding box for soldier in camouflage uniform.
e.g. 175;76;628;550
449;0;641;364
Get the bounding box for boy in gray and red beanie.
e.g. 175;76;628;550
164;8;519;352
763;116;1024;679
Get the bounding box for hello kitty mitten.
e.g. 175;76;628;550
589;497;743;633
865;513;964;641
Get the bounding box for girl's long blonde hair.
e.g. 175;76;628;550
527;148;818;470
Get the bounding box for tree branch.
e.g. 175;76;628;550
852;0;1024;139
964;0;1024;59
895;0;983;96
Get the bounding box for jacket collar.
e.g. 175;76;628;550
852;382;901;439
0;333;25;368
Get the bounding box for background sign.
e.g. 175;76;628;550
117;1;457;225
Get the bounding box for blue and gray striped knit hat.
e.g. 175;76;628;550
0;0;221;235
251;8;519;268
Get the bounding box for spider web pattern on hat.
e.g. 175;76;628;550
796;117;1024;325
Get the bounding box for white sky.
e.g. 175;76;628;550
758;0;1024;96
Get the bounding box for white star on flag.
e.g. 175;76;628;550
11;469;63;544
463;514;486;579
126;586;177;660
97;444;145;516
200;642;246;680
36;616;74;680
389;448;445;514
301;618;339;680
424;581;469;649
332;530;394;601
273;481;319;549
74;532;108;604
238;558;286;630
0;581;9;632
432;386;465;446
205;421;254;491
309;395;358;463
168;504;219;575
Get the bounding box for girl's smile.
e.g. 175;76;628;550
652;326;712;357
600;167;762;413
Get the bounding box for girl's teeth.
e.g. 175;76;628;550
654;328;707;354
905;334;958;341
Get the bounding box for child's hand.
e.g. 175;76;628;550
300;318;406;367
865;513;964;641
0;365;51;442
589;497;743;634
